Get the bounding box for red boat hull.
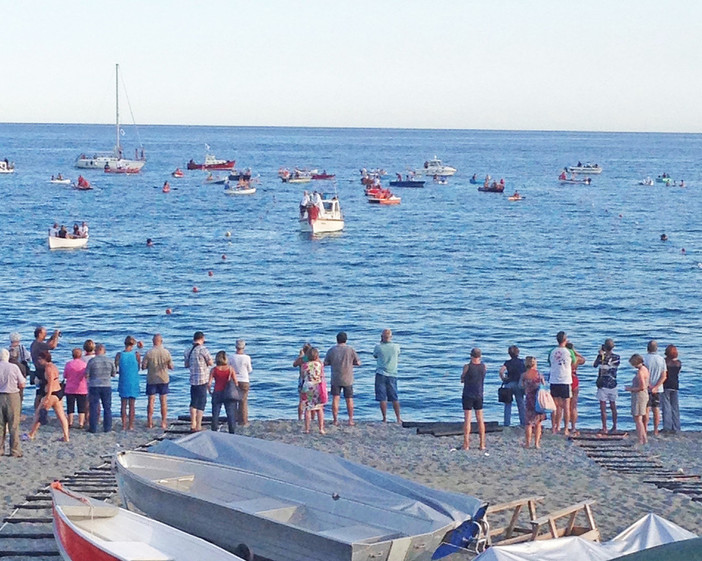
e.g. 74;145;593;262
54;506;118;561
312;174;335;180
187;161;235;171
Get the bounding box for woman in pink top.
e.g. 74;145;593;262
63;348;88;428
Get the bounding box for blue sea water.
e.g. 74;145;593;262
1;124;700;430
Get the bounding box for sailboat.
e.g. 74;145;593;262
75;64;146;172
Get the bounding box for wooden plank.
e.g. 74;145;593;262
0;551;59;558
0;533;54;539
2;517;53;524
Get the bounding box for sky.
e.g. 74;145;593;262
1;0;701;132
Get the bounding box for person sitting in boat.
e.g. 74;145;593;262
51;175;55;181
57;173;63;180
559;171;567;180
79;222;89;238
77;175;89;188
307;203;320;224
499;178;505;186
512;191;520;198
58;225;68;239
72;224;81;237
679;180;685;187
49;223;59;238
577;161;582;167
396;173;402;181
162;181;171;193
472;174;477;182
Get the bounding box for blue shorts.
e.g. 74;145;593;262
190;384;208;411
146;383;169;396
375;374;398;402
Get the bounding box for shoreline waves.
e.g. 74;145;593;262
2;417;700;555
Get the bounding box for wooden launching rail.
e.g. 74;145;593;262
529;500;600;541
486;496;543;545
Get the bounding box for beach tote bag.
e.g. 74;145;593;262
536;386;556;413
223;378;241;402
319;375;329;404
498;384;513;404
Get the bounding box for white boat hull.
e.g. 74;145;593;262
416;166;456;177
50;179;71;185
566;166;602;175
300;218;344;233
49;236;88;250
224;187;257;195
75;156;145;171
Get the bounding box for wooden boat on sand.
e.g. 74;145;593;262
114;432;486;561
50;481;246;561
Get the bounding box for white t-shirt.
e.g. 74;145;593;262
643;352;666;393
229;353;252;383
548;346;573;385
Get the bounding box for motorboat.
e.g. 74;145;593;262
559;176;592;185
224;185;257;195
50;482;246;561
172;168;185;178
228;169;253;181
188;155;236;171
416;157;457;177
50;176;71;185
49;233;89;250
0;160;15;174
75;64;146;172
300;196;344;234
565;163;602;175
280;168;316;183
312;171;336;180
204;174;229;185
389;179;425;188
369;195;401;205
114;432;487;561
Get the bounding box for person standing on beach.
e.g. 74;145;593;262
625;354;650;445
520;356;546;448
547;331;574;436
301;347;327;434
324;332;360;426
63;348;88;429
86;344;116;433
373;329;402;423
565;342;585;435
461;348;486;450
229;339;253;426
185;331;213;432
141;334;173;429
0;348;26;457
293;343;312;420
498;345;526;427
593;338;620;434
643;340;667;436
208;351;239;434
115;336;141;431
29;326;61;409
662;345;681;433
27;351;70;442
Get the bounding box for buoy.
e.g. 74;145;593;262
681;248;686;254
193;286;199;293
165;308;172;315
618;214;623;218
137;340;144;349
222;254;227;260
208;271;214;277
225;231;231;237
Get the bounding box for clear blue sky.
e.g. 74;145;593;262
2;0;700;132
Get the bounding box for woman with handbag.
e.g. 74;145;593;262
300;347;327;435
520;356;546;449
208;351;239;434
498;345;526;427
26;351;70;442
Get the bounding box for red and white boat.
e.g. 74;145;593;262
312;171;335;180
73;176;93;191
50;482;247;561
104;164;140;174
187;154;236;170
369;194;401;205
171;168;185;178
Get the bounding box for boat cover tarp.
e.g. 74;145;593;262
151;432;485;530
474;513;697;561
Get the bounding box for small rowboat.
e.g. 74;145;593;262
478;185;505;193
172;168;185;178
204;175;228;185
50;482;247;561
559;177;591;185
50;178;71;185
48;235;88;250
224;186;257;195
188;155;236;170
389;180;425;188
312;172;335;180
566;164;602;175
369;195;401;205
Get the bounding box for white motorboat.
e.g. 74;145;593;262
49;234;89;250
114;432;486;561
565;163;602;175
416;157;457;177
280;167;317;183
75;64;146;171
50;482;247;561
0;160;14;174
225;186;256;195
300;196;344;234
50;177;71;185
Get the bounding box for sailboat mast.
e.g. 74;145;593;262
115;63;120;156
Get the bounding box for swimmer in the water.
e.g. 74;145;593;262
660;234;668;241
146;238;154;247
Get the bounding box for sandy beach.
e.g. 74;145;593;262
1;416;700;559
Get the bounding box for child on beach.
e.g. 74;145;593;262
115;336;141;431
625;354;650;445
461;348;486;450
520;356;546;449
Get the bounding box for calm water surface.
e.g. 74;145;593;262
1;124;700;429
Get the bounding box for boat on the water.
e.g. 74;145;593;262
508;193;525;201
114;432;487;561
369;195;401;205
103;163;140;174
280;168;315;183
228;169;253;182
50;175;71;185
75;64;146;172
312;171;335;180
656;174;674;184
72;176;93;191
50;481;246;561
389;179;425;188
49;233;89;250
299;195;344;233
224;185;257;195
187;155;236;171
638;177;654;186
478;185;505;193
565;163;602;175
433;175;448;185
416;157;457;177
204;174;229;185
559;177;592;185
0;159;15;174
172;168;185;178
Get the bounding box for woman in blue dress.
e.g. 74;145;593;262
115;335;141;430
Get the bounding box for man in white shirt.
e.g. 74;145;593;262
229;339;253;426
643;340;667;436
548;331;575;436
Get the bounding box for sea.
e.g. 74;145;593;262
1;124;701;430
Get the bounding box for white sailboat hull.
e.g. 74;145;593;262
75;156;145;171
